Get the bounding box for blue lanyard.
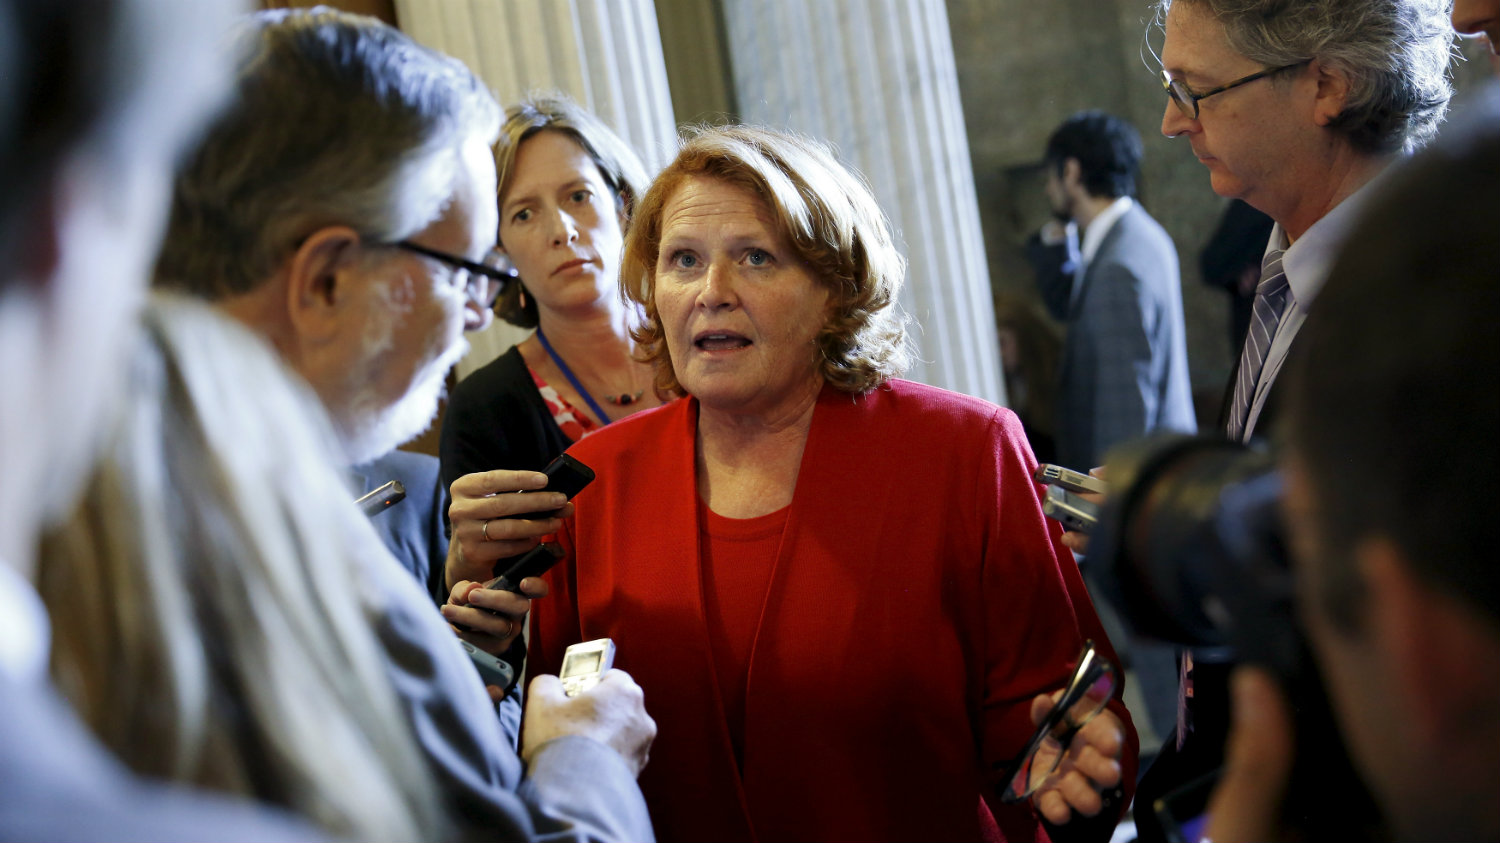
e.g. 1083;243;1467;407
536;326;612;426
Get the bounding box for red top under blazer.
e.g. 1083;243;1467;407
532;379;1138;842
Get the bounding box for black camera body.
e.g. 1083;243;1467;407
1086;437;1295;673
1086;435;1383;839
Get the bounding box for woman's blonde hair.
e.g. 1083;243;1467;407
38;295;448;842
492;93;650;327
620;125;911;396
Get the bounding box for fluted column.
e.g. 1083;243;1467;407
393;0;676;378
720;0;1005;405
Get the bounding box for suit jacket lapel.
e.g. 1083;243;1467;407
1066;205;1132;322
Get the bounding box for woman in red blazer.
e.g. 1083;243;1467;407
527;126;1138;842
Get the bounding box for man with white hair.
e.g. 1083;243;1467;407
154;8;561;641
153;9;657;841
0;0;315;837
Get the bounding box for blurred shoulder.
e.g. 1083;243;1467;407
1118;203;1176;255
857;379;1017;433
858;379;1008;417
358;449;440;482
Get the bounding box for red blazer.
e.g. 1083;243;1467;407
533;380;1137;842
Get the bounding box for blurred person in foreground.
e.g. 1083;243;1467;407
1203;101;1500;843
41;297;452;840
523;125;1138;842
149;8;656;839
0;0;316;838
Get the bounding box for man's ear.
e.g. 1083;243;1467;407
1062;157;1084;192
1308;58;1353;128
285;225;363;344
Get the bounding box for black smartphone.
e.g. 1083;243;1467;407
499;453;595;520
355;480;406;517
485;543;565;593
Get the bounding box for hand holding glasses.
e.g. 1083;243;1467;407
998;641;1121;810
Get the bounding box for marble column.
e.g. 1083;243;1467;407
719;0;1006;405
393;0;677;378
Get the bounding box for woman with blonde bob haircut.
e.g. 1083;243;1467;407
441;94;662;608
530;125;1140;842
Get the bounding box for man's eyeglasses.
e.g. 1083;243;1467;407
391;240;517;309
996;640;1117;803
1161;60;1310;120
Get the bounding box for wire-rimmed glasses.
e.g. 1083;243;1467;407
997;640;1117;803
1160;61;1310;120
391;240;517;309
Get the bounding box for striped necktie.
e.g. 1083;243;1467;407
1227;249;1290;441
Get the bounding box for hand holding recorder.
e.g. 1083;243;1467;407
1035;463;1108;550
522;639;656;778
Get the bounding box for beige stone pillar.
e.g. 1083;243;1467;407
719;0;1006;405
393;0;676;377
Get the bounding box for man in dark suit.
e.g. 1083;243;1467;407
1031;110;1196;472
1134;1;1456;838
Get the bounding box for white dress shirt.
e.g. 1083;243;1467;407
1070;196;1135;306
0;561;48;684
1241;174;1388;439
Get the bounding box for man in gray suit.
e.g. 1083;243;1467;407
154;9;657;841
1032;111;1196;471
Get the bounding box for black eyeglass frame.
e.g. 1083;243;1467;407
390;240;517;308
1160;60;1311;120
995;639;1117;803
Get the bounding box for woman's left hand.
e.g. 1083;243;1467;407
441;576;549;657
1027;691;1126;825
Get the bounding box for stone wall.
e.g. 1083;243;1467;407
947;0;1496;407
947;0;1236;406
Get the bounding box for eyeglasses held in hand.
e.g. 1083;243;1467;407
997;639;1117;803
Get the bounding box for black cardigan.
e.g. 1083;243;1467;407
440;345;574;493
